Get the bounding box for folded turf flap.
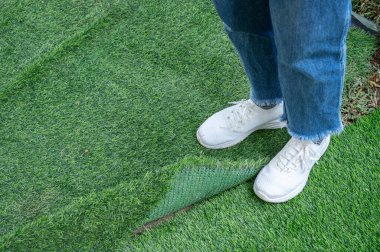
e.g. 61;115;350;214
146;155;269;223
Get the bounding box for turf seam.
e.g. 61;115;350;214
0;7;116;103
0;156;268;248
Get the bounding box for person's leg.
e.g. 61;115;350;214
254;0;352;203
269;0;352;141
212;0;282;107
196;0;287;149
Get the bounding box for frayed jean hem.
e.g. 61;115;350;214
286;123;345;142
249;96;283;108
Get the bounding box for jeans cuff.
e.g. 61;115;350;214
249;96;283;108
286;122;345;142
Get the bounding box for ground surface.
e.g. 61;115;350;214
0;0;379;250
127;109;380;251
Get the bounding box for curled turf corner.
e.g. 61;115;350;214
143;155;270;224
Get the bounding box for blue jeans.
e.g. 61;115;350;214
212;0;352;141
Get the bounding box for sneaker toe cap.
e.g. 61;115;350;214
197;125;218;146
196;120;235;147
254;181;287;201
253;170;296;202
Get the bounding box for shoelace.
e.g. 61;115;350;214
221;99;256;130
276;139;319;173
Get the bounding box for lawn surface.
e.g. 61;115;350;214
0;0;379;250
127;109;380;251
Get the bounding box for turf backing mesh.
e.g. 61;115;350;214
146;156;269;222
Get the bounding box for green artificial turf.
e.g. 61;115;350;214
0;0;378;250
125;109;380;251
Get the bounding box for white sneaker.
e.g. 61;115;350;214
196;99;287;149
253;135;331;203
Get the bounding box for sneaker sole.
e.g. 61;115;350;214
253;179;308;203
196;118;287;150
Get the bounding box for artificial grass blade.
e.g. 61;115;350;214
0;0;378;250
